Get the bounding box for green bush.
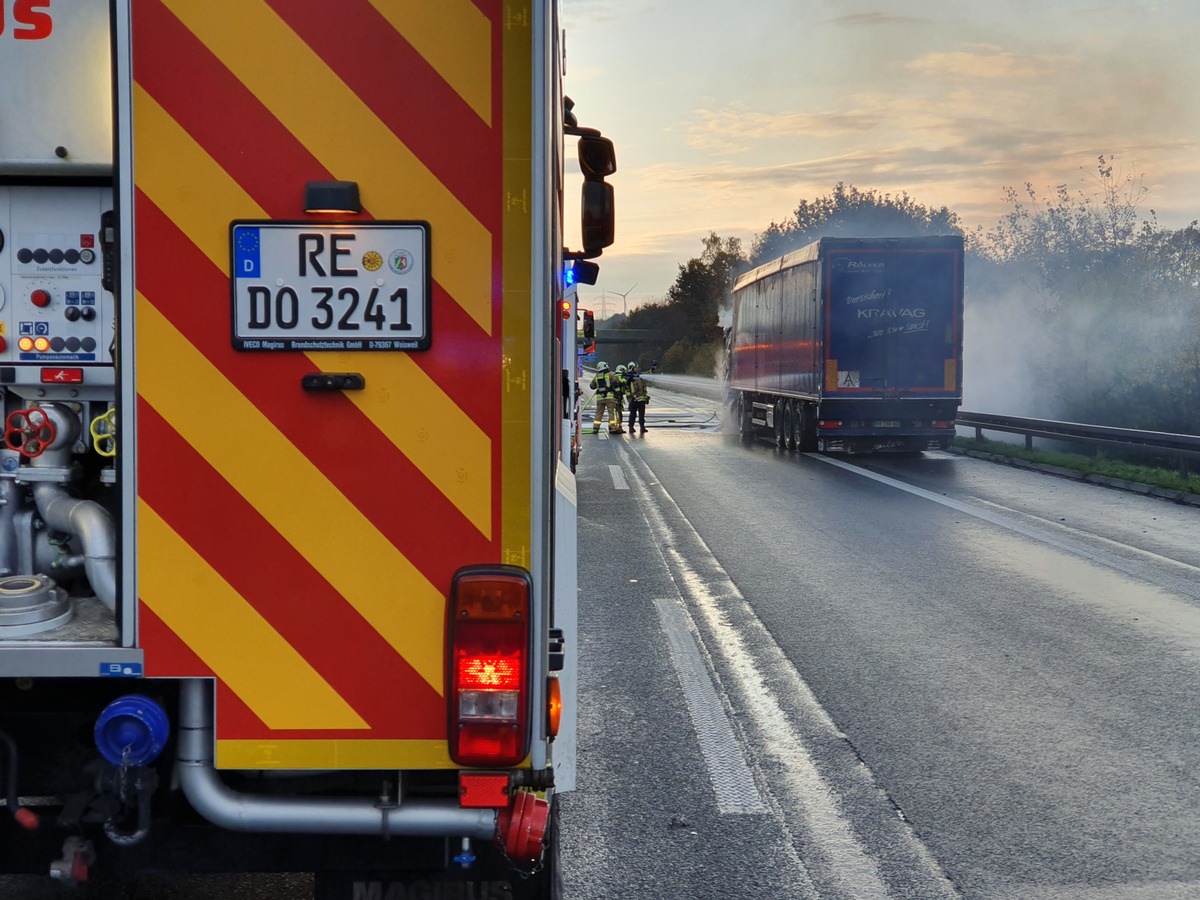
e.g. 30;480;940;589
659;339;724;377
686;343;721;377
660;339;695;374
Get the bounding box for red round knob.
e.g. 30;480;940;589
30;289;50;308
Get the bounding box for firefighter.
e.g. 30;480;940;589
589;362;620;434
626;361;650;433
612;365;629;433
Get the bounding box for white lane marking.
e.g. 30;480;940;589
814;455;1200;602
620;451;940;898
652;597;768;814
608;465;629;490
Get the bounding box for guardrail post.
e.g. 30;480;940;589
975;426;983;442
1025;434;1033;451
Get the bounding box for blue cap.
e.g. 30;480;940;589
94;695;170;767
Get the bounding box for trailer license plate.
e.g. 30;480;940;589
230;221;431;351
875;420;900;428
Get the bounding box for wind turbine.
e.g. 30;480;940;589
611;283;637;316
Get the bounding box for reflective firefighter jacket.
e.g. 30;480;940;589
590;372;615;396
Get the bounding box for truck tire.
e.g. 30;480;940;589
773;400;785;448
733;394;750;438
782;401;795;451
789;401;805;451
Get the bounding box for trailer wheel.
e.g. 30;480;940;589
789;401;805;451
773;401;785;447
733;394;751;438
781;401;795;451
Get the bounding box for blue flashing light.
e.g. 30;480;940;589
94;694;170;767
564;264;577;288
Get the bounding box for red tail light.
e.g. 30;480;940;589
817;420;843;429
447;566;532;767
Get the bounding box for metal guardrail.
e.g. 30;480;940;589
624;377;1200;475
956;411;1200;475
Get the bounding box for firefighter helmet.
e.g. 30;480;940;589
615;365;626;374
597;361;609;372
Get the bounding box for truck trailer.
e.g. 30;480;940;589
726;236;964;454
0;2;613;897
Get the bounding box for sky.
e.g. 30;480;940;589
560;0;1200;318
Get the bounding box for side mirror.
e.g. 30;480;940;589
578;308;596;355
578;135;616;180
581;181;614;253
565;114;616;260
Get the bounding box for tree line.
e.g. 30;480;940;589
616;157;1200;435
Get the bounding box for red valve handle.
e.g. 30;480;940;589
4;407;57;458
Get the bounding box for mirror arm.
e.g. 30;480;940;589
563;247;603;261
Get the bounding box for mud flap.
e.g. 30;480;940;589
314;810;561;900
316;858;556;900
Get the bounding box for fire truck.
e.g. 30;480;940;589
0;2;612;897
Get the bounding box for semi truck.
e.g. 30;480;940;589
0;2;612;897
726;236;964;454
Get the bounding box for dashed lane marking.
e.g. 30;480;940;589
652;596;768;814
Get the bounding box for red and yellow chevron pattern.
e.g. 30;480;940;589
130;0;531;770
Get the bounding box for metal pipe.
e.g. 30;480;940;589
22;404;117;613
176;681;496;839
30;484;116;614
0;476;20;577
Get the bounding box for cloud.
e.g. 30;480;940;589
564;0;1200;311
907;44;1074;80
826;12;927;27
685;105;881;154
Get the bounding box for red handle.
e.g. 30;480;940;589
5;407;57;458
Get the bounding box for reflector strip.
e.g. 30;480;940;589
364;0;492;127
326;353;493;539
138;399;448;733
133;87;492;538
162;0;493;335
129;0;526;762
138;501;368;730
216;739;453;770
136;294;446;693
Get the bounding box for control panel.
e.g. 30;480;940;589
0;186;114;397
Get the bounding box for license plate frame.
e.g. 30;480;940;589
230;220;431;352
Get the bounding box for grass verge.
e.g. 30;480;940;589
952;436;1200;497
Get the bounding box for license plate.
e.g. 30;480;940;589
874;420;900;428
230;220;430;351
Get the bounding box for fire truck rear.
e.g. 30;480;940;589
0;2;612;896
